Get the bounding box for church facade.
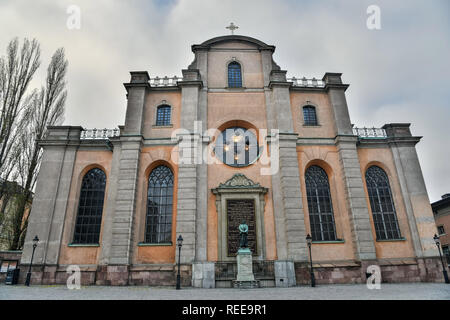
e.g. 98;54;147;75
20;35;443;287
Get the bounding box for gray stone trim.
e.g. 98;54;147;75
192;262;215;288
109;136;143;265
277;134;308;261
387;133;435;257
192;35;275;53
289;86;327;93
21;127;81;266
99;140;121;265
335;135;376;260
297;137;335;146
274;260;296;287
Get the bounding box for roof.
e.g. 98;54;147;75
192;35;276;52
431;195;450;213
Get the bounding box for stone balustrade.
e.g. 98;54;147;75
353;126;387;138
80;128;120;140
149;76;181;87
288;77;325;88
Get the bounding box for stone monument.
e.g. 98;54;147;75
233;220;260;288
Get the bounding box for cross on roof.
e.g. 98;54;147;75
226;22;239;35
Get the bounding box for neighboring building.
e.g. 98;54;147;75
432;194;450;266
19;35;443;287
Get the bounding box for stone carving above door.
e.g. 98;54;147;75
212;174;268;261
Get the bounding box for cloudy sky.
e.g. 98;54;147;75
0;0;448;202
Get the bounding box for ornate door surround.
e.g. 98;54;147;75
212;174;268;262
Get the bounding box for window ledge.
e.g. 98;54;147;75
137;242;173;247
312;239;345;244
303;124;321;127
68;243;100;247
376;237;407;242
225;87;246;90
152;124;173;129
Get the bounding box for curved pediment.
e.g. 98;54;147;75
192;35;275;52
212;174;268;194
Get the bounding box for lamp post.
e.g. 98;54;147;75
433;234;450;284
25;235;39;286
176;235;183;290
306;234;315;287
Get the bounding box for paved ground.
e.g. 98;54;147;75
0;283;449;300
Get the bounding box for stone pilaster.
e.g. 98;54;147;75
268;71;308;266
98;137;121;265
21;126;81;266
383;123;439;257
193;54;209;263
278;134;308;261
335;136;377;260
109;72;148;266
176;69;203;265
324;73;376;261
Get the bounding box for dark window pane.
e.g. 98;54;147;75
305;166;337;241
365;166;402;240
228;62;242;88
156;105;171;126
303;106;318;126
73;168;106;244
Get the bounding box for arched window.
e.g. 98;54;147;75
303;106;318;126
156;105;171;126
145;165;174;243
365;166;401;240
305;166;337;241
228;62;242;88
73;168;106;244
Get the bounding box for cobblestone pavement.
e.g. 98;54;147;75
0;283;449;300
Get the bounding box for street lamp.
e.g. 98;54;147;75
176;235;183;290
433;234;449;284
306;234;315;287
25;235;39;286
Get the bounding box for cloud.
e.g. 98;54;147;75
0;0;448;201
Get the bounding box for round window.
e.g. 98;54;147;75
214;127;259;167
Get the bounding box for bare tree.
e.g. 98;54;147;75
0;38;40;229
9;48;67;250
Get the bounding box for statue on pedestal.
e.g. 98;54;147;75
234;219;258;288
239;220;248;249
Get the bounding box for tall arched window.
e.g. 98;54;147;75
156;105;171;126
365;166;401;240
73;168;106;244
305;165;337;241
228;62;242;88
303;106;318;126
145;165;174;243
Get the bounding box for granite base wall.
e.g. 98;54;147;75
295;257;448;285
15;264;192;287
7;256;447;286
